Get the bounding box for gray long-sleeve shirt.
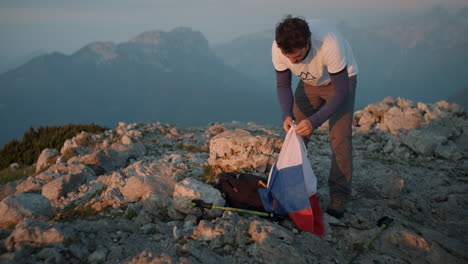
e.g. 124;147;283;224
275;66;350;128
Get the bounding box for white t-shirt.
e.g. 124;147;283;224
272;19;358;86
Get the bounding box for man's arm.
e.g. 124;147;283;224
308;67;350;129
276;69;293;120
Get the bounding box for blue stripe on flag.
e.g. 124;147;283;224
258;164;311;215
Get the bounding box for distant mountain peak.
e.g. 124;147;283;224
128;27;212;58
72;41;118;64
129;27;201;45
170;26;195;33
87;42;118;60
130;30;165;44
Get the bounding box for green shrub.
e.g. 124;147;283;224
0;124;107;170
201;165;217;184
125;208;138;220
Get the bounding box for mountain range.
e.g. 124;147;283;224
0;28;279;147
1;6;467;148
0;50;47;75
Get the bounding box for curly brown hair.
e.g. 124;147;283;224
275;15;311;53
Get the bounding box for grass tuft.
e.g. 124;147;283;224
0;165;36;185
56;205;97;222
201;165;217;184
177;144;209;153
61;148;77;162
75;133;94;147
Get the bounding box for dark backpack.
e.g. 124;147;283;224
214;172;267;212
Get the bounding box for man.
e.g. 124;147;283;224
272;15;358;218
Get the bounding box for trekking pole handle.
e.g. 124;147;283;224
348;216;395;264
191;199;213;209
377;216;394;229
363;216;394;249
190;199;270;217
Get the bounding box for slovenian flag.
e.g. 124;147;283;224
258;126;324;237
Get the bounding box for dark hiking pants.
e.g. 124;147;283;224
293;76;357;200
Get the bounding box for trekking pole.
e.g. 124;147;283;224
348;216;394;264
190;199;270;217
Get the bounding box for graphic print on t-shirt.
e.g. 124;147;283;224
299;72;316;81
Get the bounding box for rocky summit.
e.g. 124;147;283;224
0;97;467;264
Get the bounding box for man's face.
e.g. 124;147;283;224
281;43;309;64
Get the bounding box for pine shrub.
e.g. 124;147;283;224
0;124;108;170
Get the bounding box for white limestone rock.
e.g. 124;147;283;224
208;129;282;173
120;176;151;202
36;148;60;173
5;218;67;251
383;107;423;135
41;164;95;201
173;178;225;218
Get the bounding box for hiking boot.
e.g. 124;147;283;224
326;198;347;219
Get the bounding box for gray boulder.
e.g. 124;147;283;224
400;130;443;156
78;142;146;173
400;123;455;156
0;193;52;228
435;141;464;160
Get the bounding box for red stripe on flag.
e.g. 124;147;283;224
288;195;324;237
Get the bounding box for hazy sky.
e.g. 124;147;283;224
0;0;465;57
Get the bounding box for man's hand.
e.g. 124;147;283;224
283;116;294;132
296;119;314;137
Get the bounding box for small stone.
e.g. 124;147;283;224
140;223;157;234
69;243;85;260
88;247;108;264
121;135;132;145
